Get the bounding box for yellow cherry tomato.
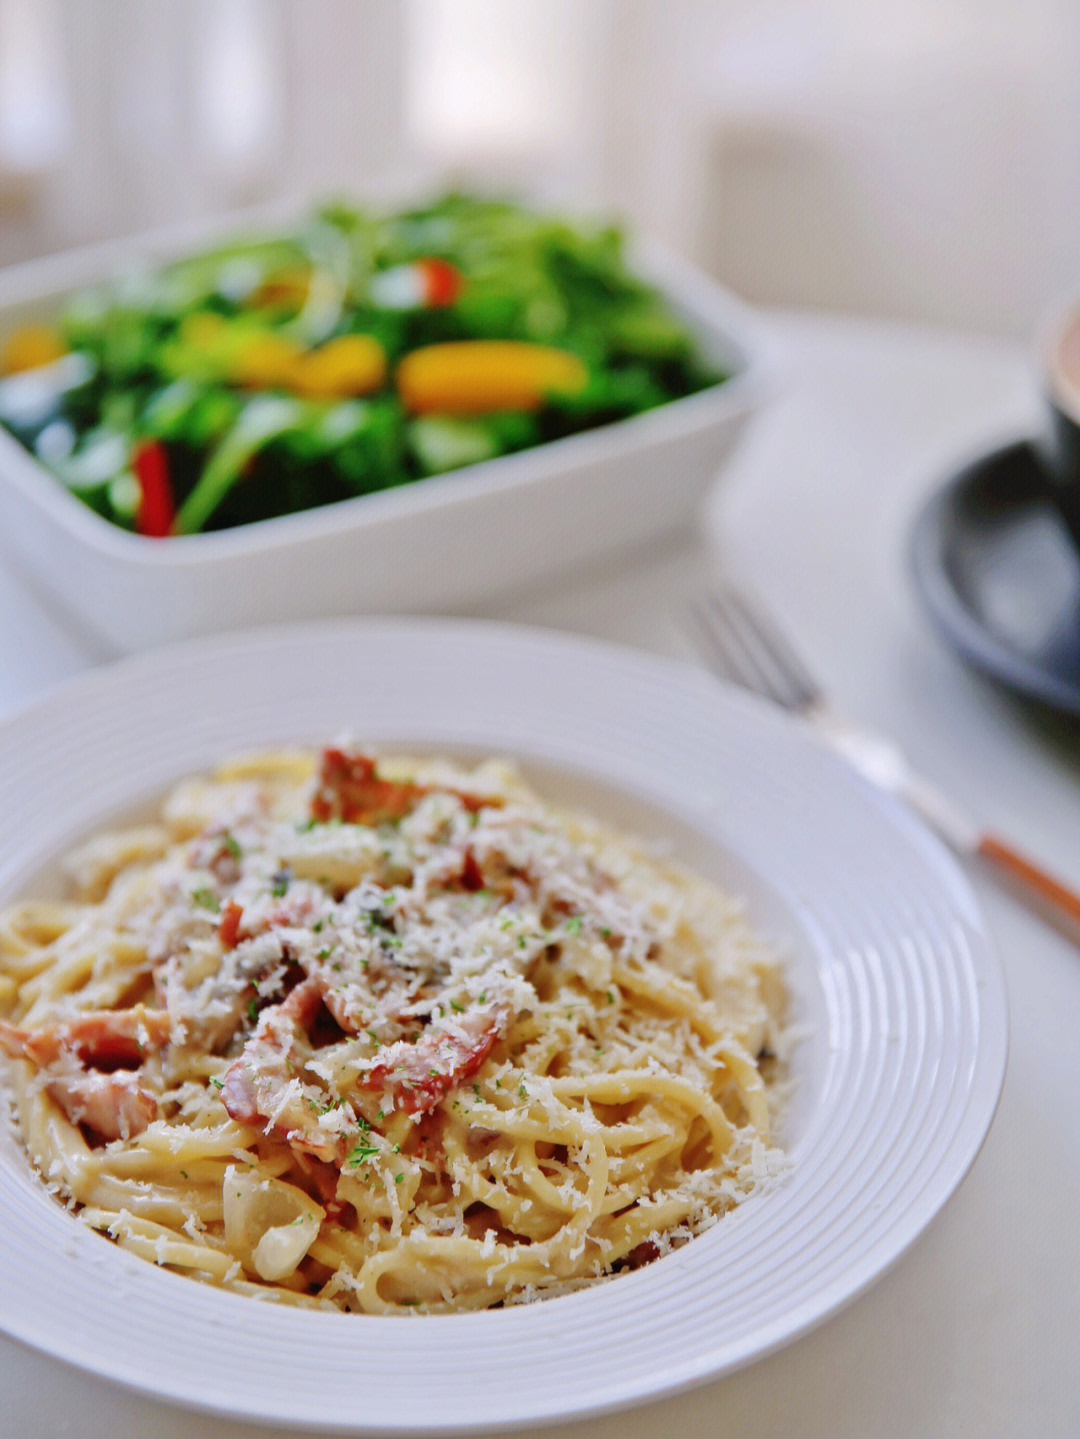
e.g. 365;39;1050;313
287;334;387;399
396;340;588;415
228;331;306;390
0;324;67;375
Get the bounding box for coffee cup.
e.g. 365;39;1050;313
1038;300;1080;550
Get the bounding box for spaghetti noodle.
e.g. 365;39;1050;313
0;744;785;1312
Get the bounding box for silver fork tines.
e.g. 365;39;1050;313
689;586;823;714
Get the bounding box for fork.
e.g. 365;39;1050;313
689;582;1080;944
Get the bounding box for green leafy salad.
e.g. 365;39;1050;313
0;193;726;536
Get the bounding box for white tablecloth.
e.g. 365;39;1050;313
2;312;1078;1438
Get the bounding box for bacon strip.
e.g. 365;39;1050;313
309;747;494;826
0;1010;167;1141
310;749;425;825
218;899;244;949
47;1071;158;1140
0;1006;171;1070
359;1008;503;1115
220;979;352;1161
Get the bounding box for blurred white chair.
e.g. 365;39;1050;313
688;3;1080;336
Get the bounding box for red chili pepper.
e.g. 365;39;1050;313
418;257;464;307
131;439;175;537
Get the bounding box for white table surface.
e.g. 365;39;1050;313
2;310;1078;1438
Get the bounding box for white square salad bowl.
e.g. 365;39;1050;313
0;198;775;654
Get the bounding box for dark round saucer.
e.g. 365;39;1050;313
910;439;1080;715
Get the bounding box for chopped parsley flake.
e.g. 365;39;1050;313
347;1142;380;1167
190;887;219;911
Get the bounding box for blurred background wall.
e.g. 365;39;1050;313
0;0;1077;338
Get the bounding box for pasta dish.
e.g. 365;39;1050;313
0;744;785;1312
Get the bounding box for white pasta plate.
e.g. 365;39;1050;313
0;618;1007;1433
